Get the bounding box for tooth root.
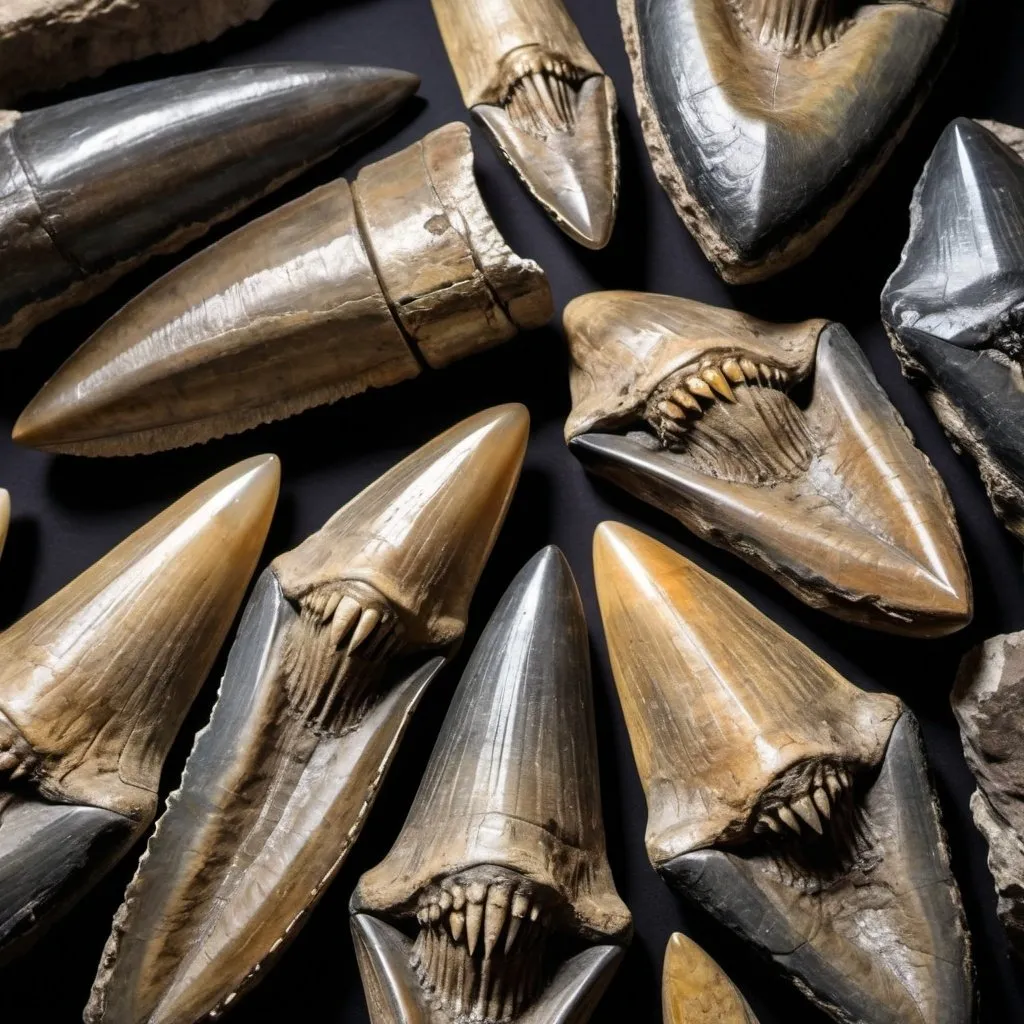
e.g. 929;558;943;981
701;367;736;401
813;786;832;819
686;376;716;401
349;607;381;653
776;805;802;834
330;596;361;649
466;898;484;956
483;886;510;960
793;794;824;834
671;388;703;414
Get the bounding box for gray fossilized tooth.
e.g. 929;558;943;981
564;291;971;636
594;522;974;1024
617;0;959;281
0;62;419;350
351;547;632;1024
85;406;529;1024
0;456;280;963
952;630;1024;959
882;118;1024;541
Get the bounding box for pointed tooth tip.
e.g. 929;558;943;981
792;795;823;835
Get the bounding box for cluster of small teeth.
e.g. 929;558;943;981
732;0;847;55
410;869;554;1022
754;764;852;839
502;51;589;134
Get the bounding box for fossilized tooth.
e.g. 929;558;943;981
351;546;632;1024
14;122;552;457
564;291;971;636
0;63;419;352
0;455;280;963
617;0;959;282
432;0;619;249
0;0;280;103
84;405;529;1024
594;522;974;1024
882;118;1024;542
952;630;1024;959
662;933;759;1024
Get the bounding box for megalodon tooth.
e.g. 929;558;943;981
85;405;530;1024
882;118;1024;542
617;0;960;281
564;291;971;636
431;0;619;249
0;63;419;350
0;455;280;962
594;521;974;1024
952;630;1024;959
662;933;759;1024
14;123;553;456
0;0;279;103
351;546;632;1024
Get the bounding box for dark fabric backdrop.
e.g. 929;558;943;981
2;2;1022;1021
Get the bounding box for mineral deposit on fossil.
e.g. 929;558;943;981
0;63;419;351
15;123;553;457
85;406;529;1024
432;0;619;248
594;522;974;1024
617;0;960;281
351;546;632;1024
565;291;971;635
0;456;280;963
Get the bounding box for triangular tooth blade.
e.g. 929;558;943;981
350;914;431;1024
474;74;619;249
0;455;279;960
662;933;759;1024
882;118;1024;541
517;946;625;1024
0;64;419;350
567;293;971;635
617;0;954;280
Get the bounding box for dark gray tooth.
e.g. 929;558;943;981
882;118;1024;541
0;63;419;349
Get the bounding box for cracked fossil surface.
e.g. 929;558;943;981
564;291;971;635
351;546;632;1024
882;118;1024;542
14;122;553;457
594;522;974;1024
952;630;1024;959
617;0;959;281
0;456;280;963
431;0;619;249
0;63;419;351
85;406;529;1024
0;0;280;103
662;933;759;1024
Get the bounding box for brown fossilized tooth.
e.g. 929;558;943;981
565;291;971;636
594;522;974;1024
13;122;552;457
351;547;631;1023
662;933;759;1024
85;406;529;1024
0;456;280;962
432;0;619;249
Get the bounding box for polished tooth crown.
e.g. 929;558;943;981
662;933;759;1024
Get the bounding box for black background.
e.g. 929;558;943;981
2;1;1023;1021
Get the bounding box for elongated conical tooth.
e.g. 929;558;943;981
825;771;843;802
84;408;527;1024
0;456;279;962
465;898;484;957
349;608;381;654
663;933;760;1024
0;64;420;351
791;795;823;835
483;884;510;959
330;596;362;650
671;389;703;415
685;376;715;401
432;0;620;248
14;124;551;457
722;358;745;384
618;0;955;281
659;400;685;420
505;916;523;954
701;367;735;401
812;787;831;819
450;910;465;943
595;521;973;1024
566;292;973;636
758;814;782;835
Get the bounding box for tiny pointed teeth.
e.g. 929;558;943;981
450;909;465;942
511;892;530;919
483;886;510;960
740;357;759;380
826;770;843;801
349;607;380;653
777;805;802;833
466;898;484;956
685;376;716;401
322;590;341;620
813;787;832;819
839;768;852;790
758;813;783;834
529;905;541;922
701;367;736;401
429;904;442;923
330;595;361;649
671;388;703;414
722;358;745;384
759;362;775;386
658;399;685;421
792;795;824;834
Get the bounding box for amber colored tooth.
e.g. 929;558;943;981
686;376;716;401
739;357;760;380
671;389;703;414
759;362;775;386
812;787;832;819
663;933;761;1024
721;358;745;384
792;795;823;834
659;400;685;420
701;367;735;401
